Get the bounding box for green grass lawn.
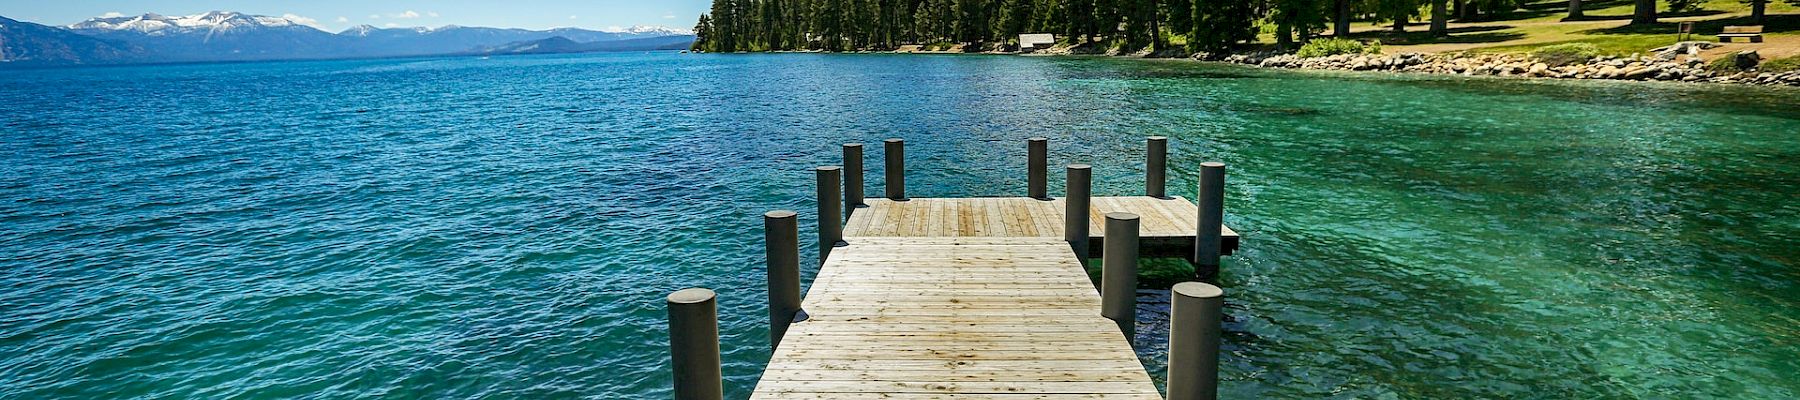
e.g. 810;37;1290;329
1339;0;1800;55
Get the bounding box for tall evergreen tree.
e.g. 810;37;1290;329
1333;0;1350;37
1272;0;1327;47
1378;0;1419;32
1430;0;1447;36
1631;0;1655;24
693;14;715;51
1192;0;1258;51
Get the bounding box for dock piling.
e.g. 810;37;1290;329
884;139;905;200
843;143;865;218
817;166;843;264
1101;212;1140;342
1147;137;1168;198
1167;282;1224;400
1028;137;1048;199
666;288;723;400
763;211;800;349
1195;162;1226;279
1065;164;1092;254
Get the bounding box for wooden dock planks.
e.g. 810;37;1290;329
750;237;1160;399
844;197;1240;256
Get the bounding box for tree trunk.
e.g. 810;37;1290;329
1149;1;1163;53
1568;0;1584;19
1454;0;1465;20
1394;16;1406;33
1431;0;1448;36
1335;0;1351;37
1277;24;1294;49
1631;0;1657;24
1752;0;1766;24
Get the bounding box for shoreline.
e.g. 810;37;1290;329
1207;51;1800;87
730;47;1800;87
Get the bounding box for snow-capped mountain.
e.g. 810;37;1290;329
1;11;695;66
601;25;695;36
67;12;324;36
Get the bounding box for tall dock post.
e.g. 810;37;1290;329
764;211;801;349
1101;212;1140;341
1065;164;1092;255
1167;282;1224;400
884;139;906;200
1147;137;1168;198
1028;137;1048;199
843;143;865;218
817;166;843;264
1195;162;1226;279
667;288;723;400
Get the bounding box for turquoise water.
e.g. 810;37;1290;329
2;53;1797;399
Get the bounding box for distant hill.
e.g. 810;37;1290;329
0;11;695;66
0;15;143;65
476;35;696;55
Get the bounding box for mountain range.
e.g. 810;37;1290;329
0;11;694;66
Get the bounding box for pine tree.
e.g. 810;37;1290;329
693;14;715;51
1192;0;1258;51
1378;0;1419;32
1271;0;1327;47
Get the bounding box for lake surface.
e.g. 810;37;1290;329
2;52;1797;399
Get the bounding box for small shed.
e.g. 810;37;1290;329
1019;33;1056;50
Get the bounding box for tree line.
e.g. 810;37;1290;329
692;0;1750;54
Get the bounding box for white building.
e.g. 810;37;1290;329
1019;33;1056;51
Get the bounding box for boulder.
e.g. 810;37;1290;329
1598;65;1622;79
1734;51;1761;70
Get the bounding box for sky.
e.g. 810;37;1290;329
0;1;712;32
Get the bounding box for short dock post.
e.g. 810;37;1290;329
1028;137;1048;199
667;288;723;400
1065;164;1092;255
764;210;801;349
1147;137;1168;198
884;139;905;200
1101;212;1140;341
817;166;843;264
843;143;865;218
1167;282;1224;400
1195;162;1226;279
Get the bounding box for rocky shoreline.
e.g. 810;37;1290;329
1204;50;1800;87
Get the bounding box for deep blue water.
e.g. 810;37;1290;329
2;52;1798;398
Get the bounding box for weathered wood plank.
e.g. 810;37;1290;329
754;220;1162;398
841;196;1239;255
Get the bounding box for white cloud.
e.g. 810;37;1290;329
384;22;399;28
392;10;421;19
569;15;580;20
663;14;676;19
427;12;440;18
281;13;325;29
100;12;126;18
336;16;348;23
369;14;381;19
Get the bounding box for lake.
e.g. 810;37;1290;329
1;52;1797;398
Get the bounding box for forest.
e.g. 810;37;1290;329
692;0;1550;53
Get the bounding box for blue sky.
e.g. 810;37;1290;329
0;1;712;32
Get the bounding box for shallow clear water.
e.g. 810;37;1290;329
1;53;1797;399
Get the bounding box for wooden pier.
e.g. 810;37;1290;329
668;138;1236;400
845;197;1239;258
